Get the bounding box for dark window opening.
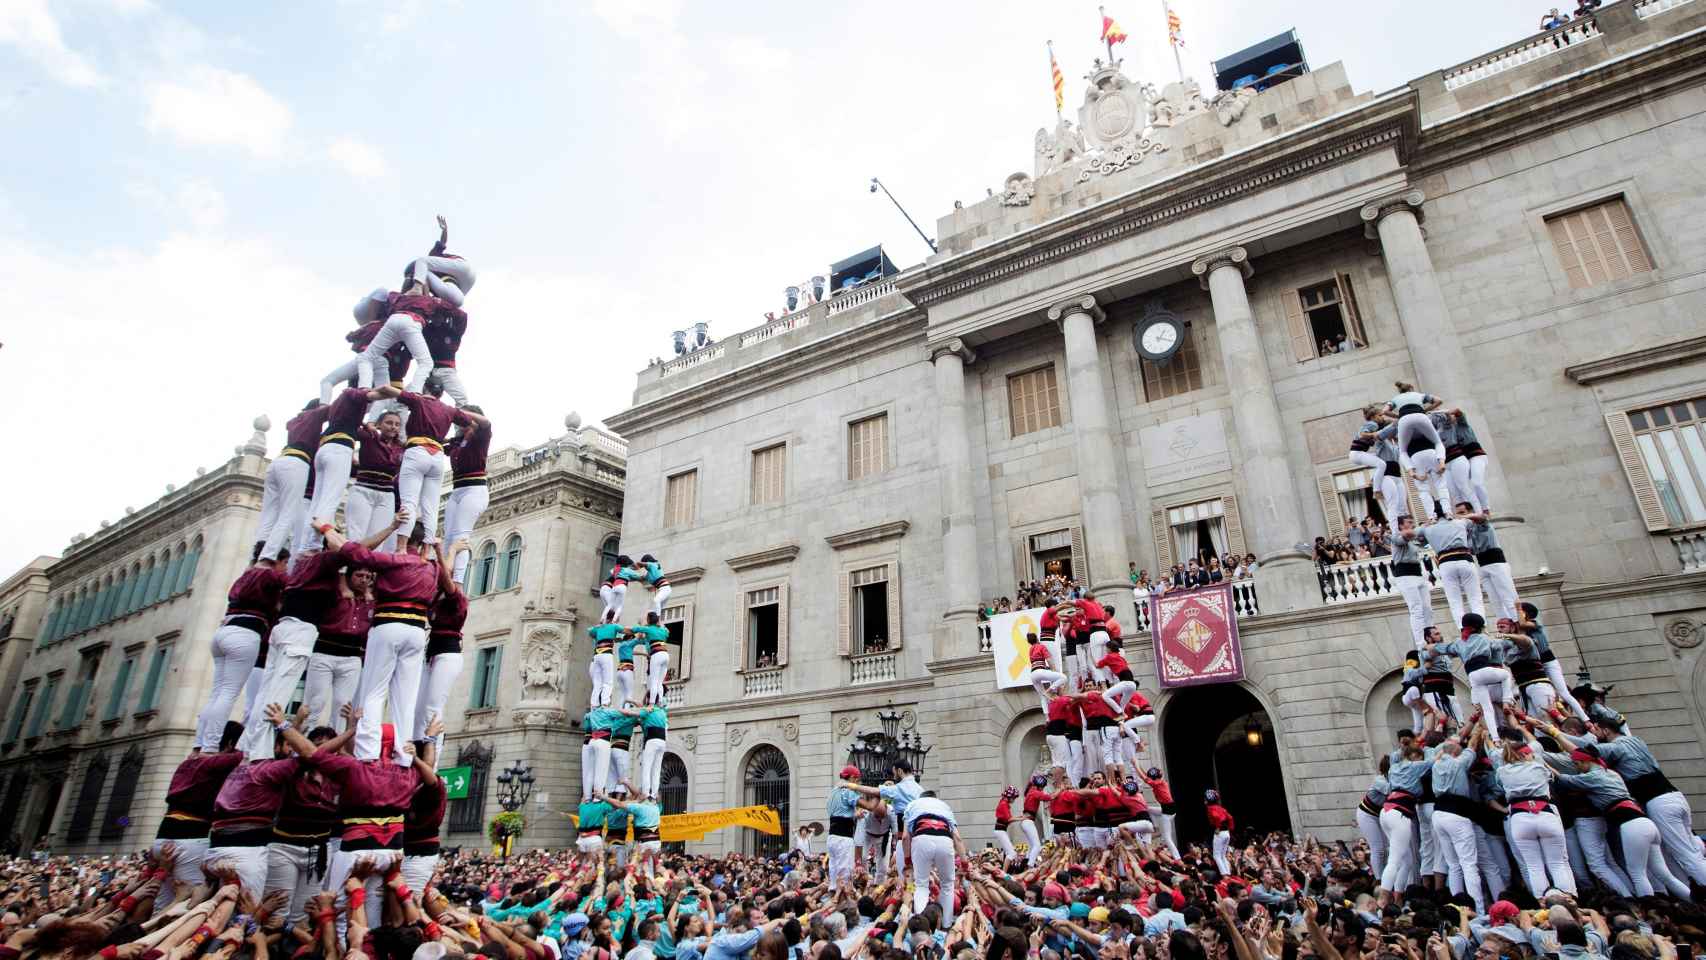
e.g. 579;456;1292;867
748;604;779;669
853;580;889;654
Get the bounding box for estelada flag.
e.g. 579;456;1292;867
1101;11;1128;46
1048;44;1065;111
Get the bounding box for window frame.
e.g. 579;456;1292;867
846;410;893;482
135;643;172;715
1139;320;1207;402
748;441;788;507
838;560;902;657
469;645;503;711
1543;196;1654;291
659;599;694;682
1527;183;1663;296
738;581;790;671
104;651;140;723
1148;493;1248;573
497;534;523;591
1609;395;1706;532
663;468;701;529
1006;363;1064;438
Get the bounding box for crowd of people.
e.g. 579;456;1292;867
1314;520;1394;568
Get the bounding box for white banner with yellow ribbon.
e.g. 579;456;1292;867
985;606;1051;690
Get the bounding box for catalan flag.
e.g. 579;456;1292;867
1167;4;1185;47
1101;9;1129;46
1048;42;1065;112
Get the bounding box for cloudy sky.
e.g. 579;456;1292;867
0;0;1554;573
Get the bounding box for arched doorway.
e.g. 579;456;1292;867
1161;685;1290;845
660;754;689;853
743;745;790;857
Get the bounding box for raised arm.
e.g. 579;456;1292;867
431;215;448;255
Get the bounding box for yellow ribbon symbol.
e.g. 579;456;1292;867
1007;614;1039;681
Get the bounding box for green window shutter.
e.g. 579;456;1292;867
104;658;136;722
137;648;169;712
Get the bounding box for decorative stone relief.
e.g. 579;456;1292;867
1034;118;1087;178
899;709;917;730
1075;137;1167;181
1211;86;1259;126
1080;62;1151;149
683;733;698;752
1664;617;1701;649
836;716;855;735
513;626;569;726
728;727;746;747
782;721;799;742
998;172;1036;207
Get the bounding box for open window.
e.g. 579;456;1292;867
744;586;788;670
1283;275;1367;362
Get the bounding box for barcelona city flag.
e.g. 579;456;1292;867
1101;10;1129;47
1048;44;1065;111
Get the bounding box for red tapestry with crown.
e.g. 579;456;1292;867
1150;583;1243;687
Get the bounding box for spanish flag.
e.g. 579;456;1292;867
1167;4;1185;47
1101;9;1128;47
1048;43;1065;112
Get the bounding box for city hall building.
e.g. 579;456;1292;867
604;2;1706;853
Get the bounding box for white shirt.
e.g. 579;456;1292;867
903;796;958;832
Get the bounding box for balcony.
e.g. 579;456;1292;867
1634;0;1699;17
741;668;784;698
665;684;687;708
657;279;905;380
848;651;898;685
1442;14;1600;90
1673;530;1706;573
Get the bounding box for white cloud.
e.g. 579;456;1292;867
0;0;106;87
127;178;228;229
145;65;292;157
327;137;388;179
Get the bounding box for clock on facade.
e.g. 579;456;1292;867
1133;301;1185;362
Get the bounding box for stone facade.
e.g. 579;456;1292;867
607;4;1706;852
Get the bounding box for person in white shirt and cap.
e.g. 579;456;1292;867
902;791;968;929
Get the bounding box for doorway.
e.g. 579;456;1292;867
1161;685;1290;846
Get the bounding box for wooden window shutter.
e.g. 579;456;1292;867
1282;289;1315;363
1013;539;1031;587
1605;411;1669;531
1220;495;1247;556
734;594;746;672
836;570;852;656
1317;475;1345;534
1149;509;1174;571
1602;199;1652;275
1546;216;1590;289
886;561;902;650
1069;525;1088;584
1567;211;1608;286
1338;273;1368;344
777;583;791;666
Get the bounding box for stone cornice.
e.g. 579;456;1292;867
1359;189;1426;238
664;565;706;585
606;308;926;436
50;464;263;580
825;521;911;551
726;544;801;572
1556;568;1706;604
1411;24;1706;178
664;676;935;722
1564;335;1706;385
898;91;1418;309
1190;246;1253;289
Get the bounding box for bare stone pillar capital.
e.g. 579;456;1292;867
1190;246;1253;289
1045;294;1104;327
926;337;976;366
1360;189;1427;239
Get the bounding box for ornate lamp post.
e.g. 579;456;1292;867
491;761;534;857
847;707;931;783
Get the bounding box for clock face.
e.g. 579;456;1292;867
1141;322;1180;356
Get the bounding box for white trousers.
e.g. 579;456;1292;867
1379;808;1416;890
1445;457;1487;513
264;841;320;928
1378;472;1409;520
1031;670;1067;714
1019;819;1041;865
1479;563;1518;621
238;618;317;760
397;446;447;541
1418;803;1438;875
1620;815;1691;897
1544;660;1590;721
304;652;363;731
1437;560;1484;631
327;848;401;939
910;834;956;927
1510;809;1575;894
1408;450;1452;519
1104;681;1137;715
257;457;311;561
638;737;667;797
306;443;356;530
443;486;489;582
1647;791;1706;885
1087;630;1111;683
582;738;612;799
649;582;672;617
1467;455;1490;513
1357;808;1387;889
321;358;361;405
354;622;427;764
344;485;397;551
1213;829;1232;874
827;835;856;887
1156;811;1179;856
1468;666;1510;740
426;366;468;406
1571;817;1634;896
206;844;269;901
400;853;438;898
1397;412;1446;472
608;746;631;794
1477;825;1512;899
1395;575;1432;649
1402;686;1425;732
198;624;261;750
1046;734;1071;775
359;317;430;392
600;583;626;620
1518;673;1557;716
647;649;670;705
588;653;614;708
407;255;474;306
863;832;890;878
1432;809;1486;911
414;651;463;744
150;837;209;913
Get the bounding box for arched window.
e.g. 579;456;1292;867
101;746;145;843
743;745;790;857
124;562;144;614
42;601;62;643
92;578;113;626
109;573;129;622
498;535;523;591
139;559;162;610
175;537;203;594
66;752;109;844
661;754;690;854
71;587;90;635
154;549;178;604
470;542;497;598
597;535;621;587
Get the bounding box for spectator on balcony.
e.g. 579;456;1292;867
1206;557;1225;583
1346;518;1369;553
1243;552;1258;575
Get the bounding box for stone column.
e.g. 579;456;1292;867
930;339;982;659
1046;295;1136;621
1361;191;1544;566
1191;247;1318;612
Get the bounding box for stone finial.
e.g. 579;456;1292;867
165;484;176;493
242;415;271;457
124;506;135;515
1190;246;1253;289
1360;189;1426;239
195;467;207;476
926;338;976;365
71;533;85;544
99;521;110;529
565;412;583;431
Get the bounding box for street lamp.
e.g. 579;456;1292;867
847;706;932;783
495;760;534;812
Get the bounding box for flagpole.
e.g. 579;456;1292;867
1048;40;1062;121
1163;0;1184;84
1099;5;1113;62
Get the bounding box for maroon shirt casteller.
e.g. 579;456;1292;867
321;388;369;445
355;425;402;488
157;750;244;839
338;541;439;627
225;564;286;635
282;404;329;458
315;592;373;659
403;776;448;855
448;422;492;484
280;549;344;624
210;758;299;839
274;763;340;843
397;391;470;450
304;751;421;850
426;589;468;658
